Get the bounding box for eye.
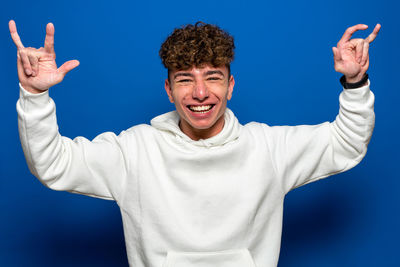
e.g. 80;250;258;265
207;76;222;81
176;79;193;83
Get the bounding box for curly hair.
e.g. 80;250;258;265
159;22;235;74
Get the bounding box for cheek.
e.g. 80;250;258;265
172;91;188;107
218;86;231;100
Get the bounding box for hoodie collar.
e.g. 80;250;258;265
150;108;241;148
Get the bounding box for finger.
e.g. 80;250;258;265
28;54;39;76
338;24;368;46
19;49;32;76
16;53;26;78
57;60;80;76
44;23;55;54
332;47;341;61
9;20;25;49
355;40;364;64
361;41;369;66
365;23;381;43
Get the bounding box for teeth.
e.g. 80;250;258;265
189;105;213;112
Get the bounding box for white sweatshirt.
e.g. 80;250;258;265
17;81;375;267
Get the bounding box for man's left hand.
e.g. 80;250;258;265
332;23;381;83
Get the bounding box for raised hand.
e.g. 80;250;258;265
332;23;381;83
9;20;80;94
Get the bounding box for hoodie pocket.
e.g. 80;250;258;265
162;248;257;267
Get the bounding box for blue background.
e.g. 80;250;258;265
1;0;399;266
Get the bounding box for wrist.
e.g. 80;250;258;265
20;83;48;94
345;73;366;83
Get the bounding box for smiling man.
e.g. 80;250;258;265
165;65;234;140
160;23;236;140
11;20;380;267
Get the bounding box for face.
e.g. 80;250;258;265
165;64;235;140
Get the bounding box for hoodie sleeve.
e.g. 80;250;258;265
262;81;375;194
17;84;129;201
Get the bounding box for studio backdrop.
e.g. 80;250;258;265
1;0;399;266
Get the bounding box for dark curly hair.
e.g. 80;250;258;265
159;22;235;76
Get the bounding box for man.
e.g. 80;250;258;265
10;20;380;267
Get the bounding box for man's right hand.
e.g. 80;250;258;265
9;20;79;94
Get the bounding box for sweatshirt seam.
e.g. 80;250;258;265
119;145;128;208
108;132;130;204
260;124;286;196
119;130;138;208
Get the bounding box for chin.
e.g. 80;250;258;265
186;112;225;132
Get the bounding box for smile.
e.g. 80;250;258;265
187;104;215;113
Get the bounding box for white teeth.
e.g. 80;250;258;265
189;105;213;112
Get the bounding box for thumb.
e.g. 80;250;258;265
58;60;80;76
332;47;341;61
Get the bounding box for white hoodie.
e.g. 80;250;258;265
17;81;375;267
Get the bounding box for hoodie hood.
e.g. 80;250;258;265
150;108;242;148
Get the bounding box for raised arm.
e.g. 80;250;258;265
9;20;79;93
13;21;129;201
264;24;380;193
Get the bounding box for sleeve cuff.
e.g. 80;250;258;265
19;83;50;104
342;79;370;91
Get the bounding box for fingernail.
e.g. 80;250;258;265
32;70;36;76
25;69;32;75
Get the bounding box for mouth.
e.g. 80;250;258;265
187;104;215;114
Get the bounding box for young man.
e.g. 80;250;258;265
11;20;380;267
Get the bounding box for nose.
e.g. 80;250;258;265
192;80;209;100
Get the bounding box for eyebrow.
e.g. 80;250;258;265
205;70;225;77
173;73;194;79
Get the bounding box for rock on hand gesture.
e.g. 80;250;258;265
9;20;79;94
332;23;381;83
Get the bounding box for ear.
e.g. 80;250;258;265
227;75;235;100
164;78;174;103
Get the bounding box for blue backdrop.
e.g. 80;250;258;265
1;0;398;266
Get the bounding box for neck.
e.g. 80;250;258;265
179;115;225;141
